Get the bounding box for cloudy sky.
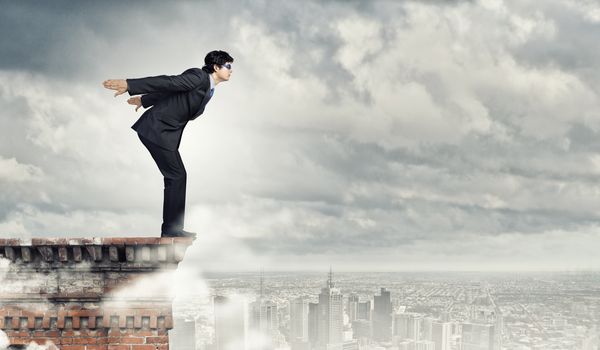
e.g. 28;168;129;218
1;0;600;271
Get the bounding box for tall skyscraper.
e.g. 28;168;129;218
250;299;279;334
317;269;344;349
393;313;422;341
308;302;320;348
347;294;359;322
214;295;248;350
373;288;392;342
357;300;371;321
431;321;451;350
290;297;309;343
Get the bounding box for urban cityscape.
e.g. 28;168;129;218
169;270;600;350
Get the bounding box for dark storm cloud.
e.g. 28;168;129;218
0;1;230;79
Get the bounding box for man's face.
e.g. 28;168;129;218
214;62;233;81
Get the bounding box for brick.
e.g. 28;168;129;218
72;337;98;345
45;330;60;337
149;316;157;329
88;316;97;329
61;346;86;350
108;346;130;350
88;346;109;350
42;316;51;329
145;336;168;344
134;315;142;329
122;337;145;344
73;316;81;329
131;345;156;350
119;315;127;328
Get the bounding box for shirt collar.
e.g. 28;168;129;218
208;74;215;90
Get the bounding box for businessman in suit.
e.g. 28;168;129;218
103;50;234;237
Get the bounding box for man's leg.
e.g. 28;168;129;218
138;135;187;235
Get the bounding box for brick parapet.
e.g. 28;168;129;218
0;237;192;269
0;237;194;349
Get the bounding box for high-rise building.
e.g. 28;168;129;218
407;314;422;341
250;299;279;334
351;319;371;340
347;294;359;323
170;317;196;350
249;299;282;350
421;318;433;341
357;301;371;321
394;313;410;339
431;321;451;350
393;313;422;341
214;295;248;350
317;269;344;349
308;302;319;347
461;323;495;350
290;297;309;343
373;288;392;342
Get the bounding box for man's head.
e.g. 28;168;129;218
203;50;234;83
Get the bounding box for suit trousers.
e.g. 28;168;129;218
138;134;186;234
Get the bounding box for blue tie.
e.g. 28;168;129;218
209;88;214;97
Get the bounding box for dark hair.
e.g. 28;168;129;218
202;50;234;73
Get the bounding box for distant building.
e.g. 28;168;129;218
347;294;359;322
373;288;392;342
351;319;371;340
393;313;423;341
214;295;248;350
170;317;196;350
308;302;319;348
461;323;495;350
357;300;371;321
421;317;433;341
317;270;344;349
431;321;451;350
290;297;309;347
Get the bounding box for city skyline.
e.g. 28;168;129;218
172;270;600;350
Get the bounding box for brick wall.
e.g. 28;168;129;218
0;237;194;350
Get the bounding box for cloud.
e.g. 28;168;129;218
1;0;600;270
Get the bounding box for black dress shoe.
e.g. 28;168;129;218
161;229;197;238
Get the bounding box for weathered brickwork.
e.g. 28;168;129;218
0;237;194;350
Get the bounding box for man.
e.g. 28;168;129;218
102;50;234;237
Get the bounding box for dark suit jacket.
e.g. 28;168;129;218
127;68;212;151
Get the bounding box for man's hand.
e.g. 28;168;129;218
102;79;128;97
127;96;143;112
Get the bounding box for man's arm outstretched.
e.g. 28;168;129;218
115;68;205;96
